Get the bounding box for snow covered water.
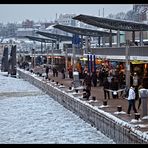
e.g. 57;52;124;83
0;72;115;144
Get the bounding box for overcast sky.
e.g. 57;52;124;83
0;4;133;24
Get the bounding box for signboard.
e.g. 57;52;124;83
131;60;144;64
72;34;80;45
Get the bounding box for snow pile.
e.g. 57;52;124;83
130;119;142;123
114;111;126;115
98;105;109;108
142;116;148;120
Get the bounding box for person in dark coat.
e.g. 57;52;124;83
110;77;119;99
103;78;110;100
83;85;91;100
45;65;49;79
91;72;97;87
84;72;92;88
61;68;65;79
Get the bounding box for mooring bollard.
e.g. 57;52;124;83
92;96;96;101
56;82;58;85
52;80;54;82
135;113;140;120
75;89;78;93
103;100;107;106
69;87;72;90
117;106;122;112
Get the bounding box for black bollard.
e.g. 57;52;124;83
135;113;140;120
117;106;122;112
103;100;107;106
75;89;78;93
92;96;96;101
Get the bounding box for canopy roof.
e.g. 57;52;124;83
73;14;148;31
53;24;117;37
25;35;56;43
36;31;73;41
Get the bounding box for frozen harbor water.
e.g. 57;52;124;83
0;72;115;144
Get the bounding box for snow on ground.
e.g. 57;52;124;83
0;72;115;144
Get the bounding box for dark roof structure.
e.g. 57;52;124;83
73;14;148;31
25;35;56;43
53;24;117;37
36;31;73;41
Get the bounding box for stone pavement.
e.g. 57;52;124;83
46;71;148;133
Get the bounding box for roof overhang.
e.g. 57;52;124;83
36;31;73;41
73;14;148;31
25;35;56;43
53;24;117;37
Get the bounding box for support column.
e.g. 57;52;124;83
81;35;83;49
109;29;112;47
117;30;120;47
98;36;101;47
125;40;130;89
140;31;143;46
45;42;49;65
2;46;9;72
139;89;148;117
32;48;35;69
102;36;105;47
41;42;43;53
56;39;60;49
132;31;135;44
51;41;54;69
72;44;76;72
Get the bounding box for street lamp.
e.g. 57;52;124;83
72;43;76;72
51;41;54;69
32;48;35;69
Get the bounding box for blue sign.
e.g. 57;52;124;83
72;34;80;45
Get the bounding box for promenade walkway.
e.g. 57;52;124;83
47;71;148;134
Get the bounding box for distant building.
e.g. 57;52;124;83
16;28;37;37
22;19;34;28
56;13;77;26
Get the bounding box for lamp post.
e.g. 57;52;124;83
32;48;35;69
72;43;76;72
51;41;54;69
125;40;130;88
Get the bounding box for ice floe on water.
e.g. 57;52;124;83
0;72;115;144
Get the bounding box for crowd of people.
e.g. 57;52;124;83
18;59;147;116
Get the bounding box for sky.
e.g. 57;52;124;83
0;4;133;24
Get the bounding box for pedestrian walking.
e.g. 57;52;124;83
127;85;137;115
